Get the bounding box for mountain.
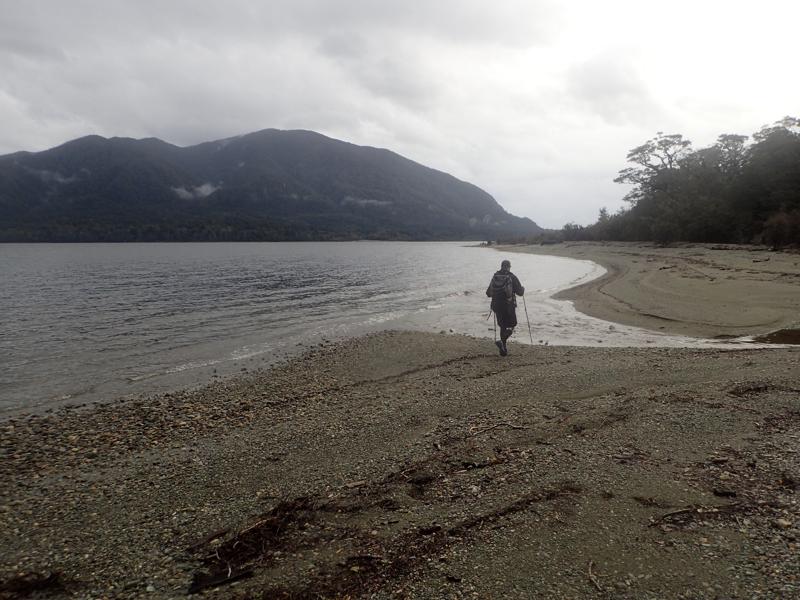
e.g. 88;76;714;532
0;129;542;242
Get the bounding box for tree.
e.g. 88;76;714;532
752;116;799;143
714;134;749;176
574;117;798;245
614;133;693;205
561;222;585;241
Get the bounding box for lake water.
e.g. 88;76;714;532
0;242;720;414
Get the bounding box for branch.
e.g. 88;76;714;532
587;560;603;592
648;503;746;527
467;422;527;437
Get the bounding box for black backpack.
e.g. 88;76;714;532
490;271;514;302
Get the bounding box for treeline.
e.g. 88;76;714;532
0;220;330;243
518;117;799;247
0;218;471;243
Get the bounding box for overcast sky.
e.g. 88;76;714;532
1;1;798;227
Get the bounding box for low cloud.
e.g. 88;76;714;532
172;183;220;200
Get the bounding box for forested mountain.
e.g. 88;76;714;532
560;117;800;247
0;129;541;242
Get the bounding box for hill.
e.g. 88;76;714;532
0;129;541;242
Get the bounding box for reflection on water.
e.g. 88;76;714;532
0;241;726;413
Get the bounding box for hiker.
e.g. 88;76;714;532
486;259;525;356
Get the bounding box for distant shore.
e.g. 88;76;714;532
501;241;800;339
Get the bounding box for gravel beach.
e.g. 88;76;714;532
1;244;799;599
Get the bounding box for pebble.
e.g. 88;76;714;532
1;331;798;599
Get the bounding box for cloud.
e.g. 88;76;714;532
1;1;799;228
565;55;664;126
321;38;442;111
0;34;66;62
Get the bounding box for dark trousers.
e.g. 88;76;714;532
492;299;517;342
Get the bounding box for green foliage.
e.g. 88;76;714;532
571;117;800;247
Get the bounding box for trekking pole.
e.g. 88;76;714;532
493;312;497;343
522;295;534;345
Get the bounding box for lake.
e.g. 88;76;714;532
0;241;709;414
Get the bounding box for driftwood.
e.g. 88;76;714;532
188;568;254;594
648;503;747;527
649;507;697;526
185;527;230;552
467;422;527;437
587;560;603;592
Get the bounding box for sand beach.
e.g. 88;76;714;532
505;242;800;340
1;243;798;599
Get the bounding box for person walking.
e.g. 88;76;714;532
486;259;525;356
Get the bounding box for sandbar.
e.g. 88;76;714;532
503;241;800;339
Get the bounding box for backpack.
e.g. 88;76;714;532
490;271;514;302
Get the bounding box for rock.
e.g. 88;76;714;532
775;519;792;529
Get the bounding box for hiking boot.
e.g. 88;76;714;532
501;340;508;356
495;340;506;356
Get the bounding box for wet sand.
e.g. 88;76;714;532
503;241;800;339
1;244;799;599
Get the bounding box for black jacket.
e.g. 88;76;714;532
486;269;525;304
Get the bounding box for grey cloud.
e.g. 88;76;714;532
317;33;368;60
0;34;66;62
324;42;442;110
2;1;795;228
565;56;665;126
0;1;558;53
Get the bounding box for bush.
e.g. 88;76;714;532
761;209;800;248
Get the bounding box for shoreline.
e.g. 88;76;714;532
2;243;800;598
501;241;800;339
